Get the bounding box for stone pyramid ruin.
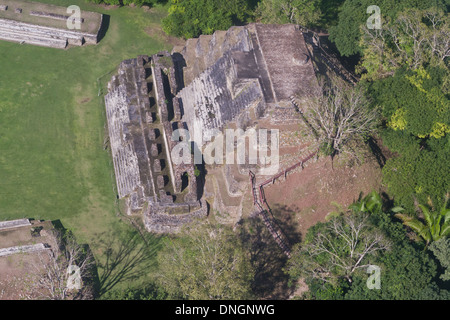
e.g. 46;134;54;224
104;23;322;233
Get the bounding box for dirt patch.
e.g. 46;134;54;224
0;252;50;299
264;154;383;239
0;220;56;299
96;4;120;11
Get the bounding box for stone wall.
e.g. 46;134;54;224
144;199;208;233
151;51;198;204
105;56;156;213
0;218;31;231
0;243;50;257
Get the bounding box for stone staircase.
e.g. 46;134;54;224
177;51;265;141
179;26;252;86
105;57;157;212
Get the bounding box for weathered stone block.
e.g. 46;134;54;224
157;175;165;189
150;143;159;157
146;111;153;124
159;190;173;204
148;129;156;141
153;159;161;173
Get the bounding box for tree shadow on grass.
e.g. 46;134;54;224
239;216;293;300
92;231;162;297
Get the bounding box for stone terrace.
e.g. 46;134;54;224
105;53;204;229
254;24;318;102
105;56;155;213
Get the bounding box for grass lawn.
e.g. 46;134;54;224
0;0;174;295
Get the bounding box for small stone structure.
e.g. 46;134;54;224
0;0;104;48
0;219;53;258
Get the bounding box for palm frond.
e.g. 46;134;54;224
418;204;433;229
395;213;431;242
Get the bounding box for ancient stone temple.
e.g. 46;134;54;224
104;23;321;233
0;0;104;48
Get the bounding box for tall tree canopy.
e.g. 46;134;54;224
255;0;322;27
367;66;450;212
357;7;449;80
162;0;252;39
287;192;450;300
155;222;254;300
329;0;446;57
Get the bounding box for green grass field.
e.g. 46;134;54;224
0;0;173;295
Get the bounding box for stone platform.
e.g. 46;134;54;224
0;0;104;48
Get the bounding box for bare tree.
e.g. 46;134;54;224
359;7;449;78
304;76;378;161
30;230;96;300
289;213;390;284
423;8;450;63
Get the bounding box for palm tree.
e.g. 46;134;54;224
349;191;383;214
395;195;450;246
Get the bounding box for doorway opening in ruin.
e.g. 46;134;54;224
181;172;189;192
161;70;175;121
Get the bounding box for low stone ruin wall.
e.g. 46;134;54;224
0;17;100;48
0;218;31;231
144;199;208;233
30;10;84;24
0;243;50;257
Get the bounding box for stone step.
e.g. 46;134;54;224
0;20;82;41
0;18;94;46
181;27;251;86
0;243;50;257
0;219;31;231
206;30;227;67
0;27;67;48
